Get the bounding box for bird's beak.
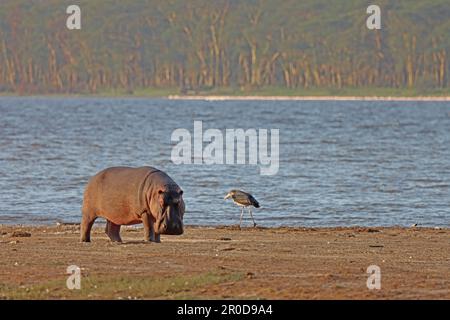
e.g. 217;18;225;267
224;193;231;200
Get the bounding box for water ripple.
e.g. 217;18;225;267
0;97;449;227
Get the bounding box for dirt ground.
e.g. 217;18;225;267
0;224;448;299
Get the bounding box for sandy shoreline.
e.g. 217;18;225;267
168;95;450;101
0;224;448;299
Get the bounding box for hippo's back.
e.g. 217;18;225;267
82;166;162;222
92;166;159;184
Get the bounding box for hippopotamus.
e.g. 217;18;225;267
80;166;184;243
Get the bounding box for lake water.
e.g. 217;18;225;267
0;97;449;227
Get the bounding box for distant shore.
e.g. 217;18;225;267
1;94;449;101
2;86;450;101
168;95;450;101
0;224;448;299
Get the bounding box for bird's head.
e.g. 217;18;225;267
224;189;238;200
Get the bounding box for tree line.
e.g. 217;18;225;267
0;0;448;94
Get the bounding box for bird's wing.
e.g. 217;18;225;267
233;192;253;206
248;195;260;208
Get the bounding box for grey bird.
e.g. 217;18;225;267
224;189;260;227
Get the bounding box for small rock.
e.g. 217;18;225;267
11;231;31;238
219;247;235;252
357;227;380;233
246;272;255;279
217;237;232;241
410;223;418;227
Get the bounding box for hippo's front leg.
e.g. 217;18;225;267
142;213;161;243
151;230;161;243
149;219;161;243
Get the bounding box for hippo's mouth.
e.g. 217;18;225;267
157;220;184;235
155;212;183;235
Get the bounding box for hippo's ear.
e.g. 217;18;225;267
179;190;183;196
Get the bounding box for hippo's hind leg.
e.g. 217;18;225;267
105;220;122;242
80;210;97;242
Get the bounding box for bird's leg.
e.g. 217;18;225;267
239;207;244;228
248;208;257;227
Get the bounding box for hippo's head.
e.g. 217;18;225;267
152;185;184;235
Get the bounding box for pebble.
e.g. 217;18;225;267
11;231;31;238
219;247;235;251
